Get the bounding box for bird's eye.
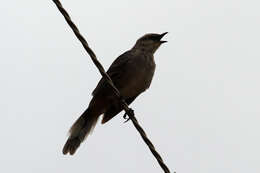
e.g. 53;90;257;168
149;35;161;41
150;36;158;41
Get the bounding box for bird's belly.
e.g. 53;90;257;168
120;66;155;98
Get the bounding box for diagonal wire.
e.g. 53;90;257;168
52;1;171;172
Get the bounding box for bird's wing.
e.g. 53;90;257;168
92;51;132;96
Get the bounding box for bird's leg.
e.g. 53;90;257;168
123;108;134;123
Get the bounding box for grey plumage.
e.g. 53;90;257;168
63;32;167;155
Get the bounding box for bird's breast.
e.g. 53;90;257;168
120;55;155;97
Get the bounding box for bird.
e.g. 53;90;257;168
62;32;168;155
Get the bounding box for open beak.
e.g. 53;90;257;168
159;32;168;43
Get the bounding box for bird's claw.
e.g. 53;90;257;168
123;113;130;123
123;109;134;123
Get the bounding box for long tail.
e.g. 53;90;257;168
62;108;98;155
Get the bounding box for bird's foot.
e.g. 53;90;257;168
123;109;134;123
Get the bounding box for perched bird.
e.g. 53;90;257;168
63;32;168;155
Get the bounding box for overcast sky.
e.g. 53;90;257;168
0;0;259;173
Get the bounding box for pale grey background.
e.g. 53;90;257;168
0;0;259;172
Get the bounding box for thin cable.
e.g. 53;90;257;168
52;1;171;172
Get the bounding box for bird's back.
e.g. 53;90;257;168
92;50;156;99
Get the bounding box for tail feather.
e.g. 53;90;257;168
63;108;98;155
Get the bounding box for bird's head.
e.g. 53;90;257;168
133;32;168;54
